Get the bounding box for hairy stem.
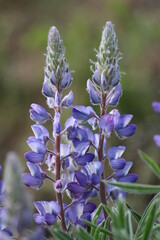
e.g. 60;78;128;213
55;130;67;231
98;92;108;219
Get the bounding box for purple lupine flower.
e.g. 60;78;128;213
27;137;46;154
62;91;74;108
33;201;60;226
87;79;101;105
66;201;96;227
67;161;103;200
60;70;72;89
107;83;122;106
107;146;138;199
55;90;61;108
42;79;54;98
54;180;63;193
72;141;91;157
99;114;115;137
153;135;160;148
75;153;95;166
152;100;160;147
0;166;5;204
94;134;106;158
53;112;62;137
152;101;160;115
50;70;57;87
31;124;49;142
82;161;103;184
22;162;45;189
46;144;71;171
24;152;45;164
114;113;136;139
30;104;50;123
107;109;136;139
72;106;96;121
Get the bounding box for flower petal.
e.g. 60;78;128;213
24;151;45;164
31;125;49;141
116;114;133;129
27;137;46;154
62;91;74;108
83;202;96;213
75;171;87;187
108;83;122;106
116;124;136;139
118;173;138;183
110;158;126;170
67;182;86;198
114;162;133;178
33;213;45;224
76;153;95;166
99;114;114;137
87;79;101;105
107;146;126;160
45;213;56;226
21;173;42;188
152;101;160;115
153;135;160;148
72;106;95;121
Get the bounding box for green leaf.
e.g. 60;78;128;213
51;230;73;240
142;200;158;240
77;227;94;240
83;220;113;237
126;211;133;240
94;224;101;240
134;193;160;239
138;150;160;179
126;203;141;223
101;219;109;240
90;203;102;236
106;181;160;194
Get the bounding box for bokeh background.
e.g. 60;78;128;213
0;0;160;214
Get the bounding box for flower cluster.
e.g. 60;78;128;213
0;153;45;239
0;165;11;238
152;100;160;147
22;22;137;231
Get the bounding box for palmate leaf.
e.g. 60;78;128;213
106;181;160;194
138;150;160;179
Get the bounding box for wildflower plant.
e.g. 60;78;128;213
21;22;139;233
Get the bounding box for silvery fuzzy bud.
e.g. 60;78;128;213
3;152;32;234
44;26;72;95
91;21;121;92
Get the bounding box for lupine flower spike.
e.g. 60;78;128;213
152;99;160;147
72;22;137;218
23;21;137;232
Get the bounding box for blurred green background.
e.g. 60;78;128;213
0;0;160;213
